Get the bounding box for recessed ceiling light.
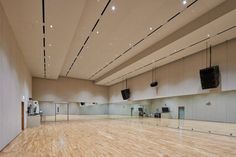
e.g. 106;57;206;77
129;43;132;47
149;27;153;31
96;31;99;34
207;34;210;37
48;56;51;59
48;44;52;47
182;0;187;5
50;25;53;28
111;6;116;11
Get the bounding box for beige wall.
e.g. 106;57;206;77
108;38;236;123
109;38;236;103
0;3;32;150
33;77;109;103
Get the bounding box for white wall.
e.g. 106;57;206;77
109;38;236;103
33;77;109;103
0;3;32;150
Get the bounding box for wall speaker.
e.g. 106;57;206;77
121;89;130;100
150;81;158;87
200;65;220;89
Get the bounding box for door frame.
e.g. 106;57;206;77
21;102;24;130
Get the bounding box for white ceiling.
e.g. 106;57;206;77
0;0;236;86
0;0;86;78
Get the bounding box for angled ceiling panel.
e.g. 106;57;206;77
60;0;110;77
2;0;236;88
98;9;236;85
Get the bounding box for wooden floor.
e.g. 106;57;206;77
42;115;236;136
1;116;236;157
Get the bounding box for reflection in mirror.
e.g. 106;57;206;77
38;90;236;137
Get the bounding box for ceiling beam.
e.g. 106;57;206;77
95;0;236;84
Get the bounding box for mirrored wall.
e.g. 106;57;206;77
38;90;236;137
39;101;109;122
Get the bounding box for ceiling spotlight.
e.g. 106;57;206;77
50;25;53;28
207;34;210;37
96;31;99;34
111;6;116;11
182;0;187;5
149;27;153;31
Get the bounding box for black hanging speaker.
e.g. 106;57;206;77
150;81;158;87
200;65;220;89
121;89;130;100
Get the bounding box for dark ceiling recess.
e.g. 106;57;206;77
106;25;236;85
65;0;112;77
42;0;47;78
88;0;199;80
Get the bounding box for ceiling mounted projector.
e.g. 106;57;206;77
150;81;158;87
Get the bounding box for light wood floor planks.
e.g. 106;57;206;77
1;116;236;157
42;115;236;136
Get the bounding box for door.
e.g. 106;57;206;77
131;107;134;116
21;102;24;130
55;103;68;121
178;106;185;119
